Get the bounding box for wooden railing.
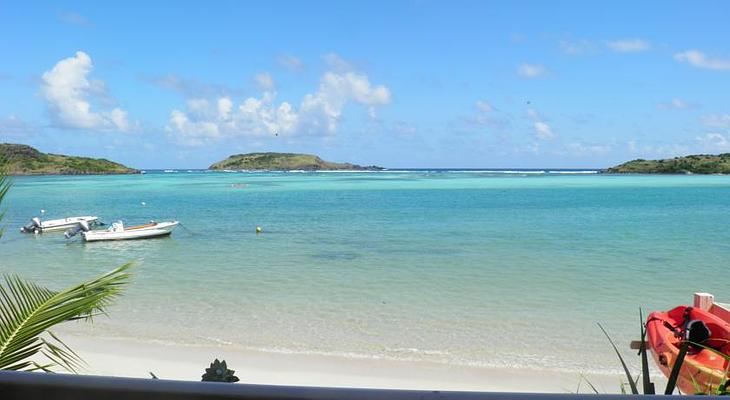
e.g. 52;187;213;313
694;293;730;321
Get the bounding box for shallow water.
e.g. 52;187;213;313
2;170;729;374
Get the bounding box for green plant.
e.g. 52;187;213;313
202;359;239;383
0;264;134;371
0;167;9;238
598;310;730;396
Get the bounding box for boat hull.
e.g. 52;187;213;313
82;221;178;242
647;305;730;394
22;216;99;233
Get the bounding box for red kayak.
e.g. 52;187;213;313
646;305;730;394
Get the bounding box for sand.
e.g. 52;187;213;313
60;335;646;394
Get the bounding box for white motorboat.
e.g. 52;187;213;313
65;220;179;242
20;216;100;234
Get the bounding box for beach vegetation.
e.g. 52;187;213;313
201;359;239;383
0;263;134;372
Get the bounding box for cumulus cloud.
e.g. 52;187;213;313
517;63;546;78
41;51;133;132
674;50;730;71
606;38;650;53
277;55;304;71
166;57;392;146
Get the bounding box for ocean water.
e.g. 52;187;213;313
1;170;729;374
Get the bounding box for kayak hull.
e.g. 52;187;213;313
647;305;730;394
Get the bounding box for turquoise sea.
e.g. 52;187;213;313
2;170;729;374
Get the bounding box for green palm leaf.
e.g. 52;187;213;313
0;263;133;371
0;168;9;238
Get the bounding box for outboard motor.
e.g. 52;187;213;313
64;220;91;239
20;217;42;234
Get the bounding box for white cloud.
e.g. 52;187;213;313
277;55;304;71
253;72;274;90
700;114;730;128
525;108;554;140
533;121;554;139
517;63;546;78
565;141;613;156
41;51;133;132
0;115;38;136
658;98;689;110
475;100;494;113
166;55;391;145
606;38;650;53
466;100;508;129
147;74;242;97
559;39;596;55
58;11;89;26
696;133;730;151
674;50;730;71
323;53;352;71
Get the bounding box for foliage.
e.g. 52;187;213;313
209;152;382;171
0;264;134;372
201;359;239;383
0;168;8;238
0;143;138;175
605;153;730;174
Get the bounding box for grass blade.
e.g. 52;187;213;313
597;322;638;395
664;340;689;395
639;308;655;394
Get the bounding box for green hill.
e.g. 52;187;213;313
209;152;383;171
0;143;139;175
605;154;730;174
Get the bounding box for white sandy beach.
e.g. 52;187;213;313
61;335;651;394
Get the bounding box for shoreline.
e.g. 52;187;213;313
61;335;646;393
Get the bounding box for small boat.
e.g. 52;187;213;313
646;305;730;394
20;216;100;234
65;220;179;242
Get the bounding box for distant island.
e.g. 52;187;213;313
605;154;730;174
0;143;139;175
209;152;383;171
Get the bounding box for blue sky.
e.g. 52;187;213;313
1;1;729;168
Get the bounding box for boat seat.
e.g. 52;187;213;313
686;320;712;354
687;319;711;344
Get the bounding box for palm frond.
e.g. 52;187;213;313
0;169;10;237
0;263;133;371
